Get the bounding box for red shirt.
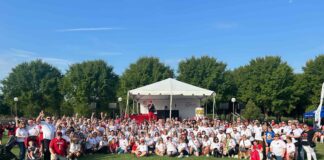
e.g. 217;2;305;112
49;137;67;156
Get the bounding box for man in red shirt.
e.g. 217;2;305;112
49;131;67;160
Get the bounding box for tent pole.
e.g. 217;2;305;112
132;97;135;114
126;92;129;118
136;100;138;114
213;93;216;119
169;94;173;119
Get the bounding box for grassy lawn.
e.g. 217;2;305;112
2;136;324;160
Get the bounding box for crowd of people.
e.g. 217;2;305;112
0;110;323;160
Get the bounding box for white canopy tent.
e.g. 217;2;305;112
125;78;216;119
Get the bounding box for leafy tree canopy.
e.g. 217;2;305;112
233;56;295;116
1;60;62;116
177;56;236;101
62;60;118;115
118;57;174;98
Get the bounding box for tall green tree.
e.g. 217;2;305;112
242;100;262;120
61;60;118;115
301;54;324;110
177;56;236;102
118;57;174;107
1;60;62;117
233;56;295;118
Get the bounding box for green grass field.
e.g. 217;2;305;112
2;136;324;160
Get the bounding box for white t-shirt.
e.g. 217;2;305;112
239;139;252;148
253;126;263;141
16;128;28;142
188;139;200;150
166;141;177;152
40;121;55;140
27;125;39;136
99;140;108;147
286;143;295;154
69;143;81;153
202;139;211;147
288;129;302;143
177;143;188;152
138;144;148;152
119;139;129;150
270;140;286;156
210;142;221;150
155;143;166;152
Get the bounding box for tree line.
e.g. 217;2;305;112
0;55;323;119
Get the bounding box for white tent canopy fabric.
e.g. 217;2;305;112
126;78;216;119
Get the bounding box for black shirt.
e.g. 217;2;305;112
301;129;315;146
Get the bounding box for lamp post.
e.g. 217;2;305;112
14;97;18;116
231;97;236;122
118;97;122;117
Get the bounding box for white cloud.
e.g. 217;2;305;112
0;48;73;80
56;27;123;32
289;0;293;4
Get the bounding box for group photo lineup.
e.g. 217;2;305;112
1;0;324;160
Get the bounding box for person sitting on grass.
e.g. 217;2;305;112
202;135;211;157
238;134;252;159
188;134;201;157
135;139;148;158
177;137;189;158
85;133;96;154
117;134;128;154
210;137;222;158
109;138;118;154
97;135;109;153
155;138;166;156
166;136;178;157
27;141;41;160
67;138;81;160
131;138;139;155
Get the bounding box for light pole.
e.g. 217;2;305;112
118;97;122;117
231;97;236;122
14;97;18;116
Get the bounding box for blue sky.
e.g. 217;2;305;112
0;0;324;80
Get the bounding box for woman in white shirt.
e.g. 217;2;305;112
166;137;177;156
155;138;166;156
188;135;201;156
177;138;189;158
238;135;251;159
16;121;28;160
202;135;211;157
210;137;222;158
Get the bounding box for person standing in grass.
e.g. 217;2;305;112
36;111;55;160
301;124;317;160
16;120;28;160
